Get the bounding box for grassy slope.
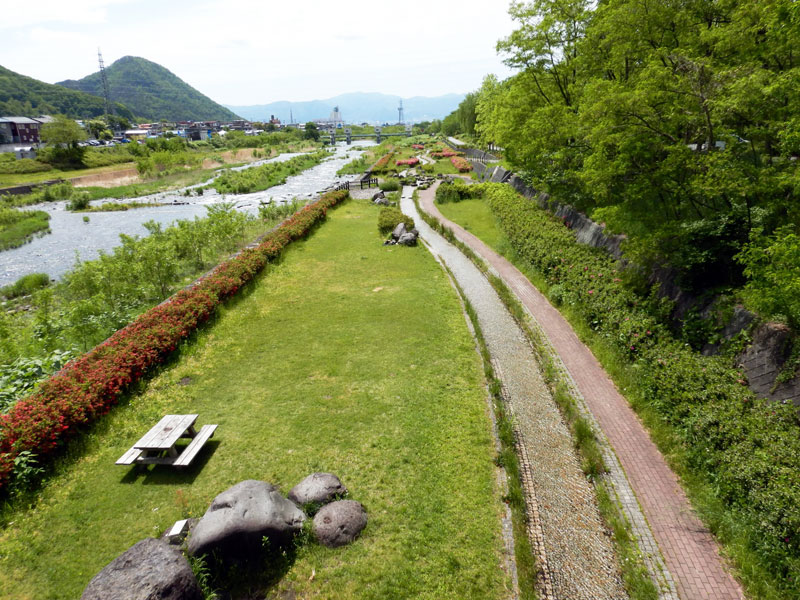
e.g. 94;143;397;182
0;199;507;600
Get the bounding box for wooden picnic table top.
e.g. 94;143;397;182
133;414;198;451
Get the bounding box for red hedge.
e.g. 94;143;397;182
396;158;420;166
0;190;350;491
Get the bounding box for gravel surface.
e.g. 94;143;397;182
401;186;627;599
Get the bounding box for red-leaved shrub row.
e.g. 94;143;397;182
412;144;425;150
431;149;462;158
372;152;394;172
450;156;472;172
396;158;420;166
0;190;350;492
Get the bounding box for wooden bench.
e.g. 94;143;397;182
116;447;144;466
173;424;217;467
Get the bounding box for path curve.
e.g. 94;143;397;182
401;187;626;599
417;183;745;600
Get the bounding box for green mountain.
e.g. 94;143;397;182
0;64;134;121
58;56;239;122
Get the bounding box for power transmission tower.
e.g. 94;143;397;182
398;99;404;124
98;48;114;125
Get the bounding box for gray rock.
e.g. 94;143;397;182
391;222;406;240
288;472;347;506
82;538;202;600
374;197;390;206
398;232;418;246
187;480;306;558
313;500;367;548
371;191;385;201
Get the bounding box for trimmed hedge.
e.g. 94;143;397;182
483;183;800;587
0;190;350;492
378;207;414;235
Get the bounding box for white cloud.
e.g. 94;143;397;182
2;0;134;28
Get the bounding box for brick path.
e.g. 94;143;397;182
418;186;745;600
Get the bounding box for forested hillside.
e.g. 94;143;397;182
449;0;800;330
58;56;239;122
0;65;134;121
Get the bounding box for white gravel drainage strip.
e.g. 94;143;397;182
400;187;626;600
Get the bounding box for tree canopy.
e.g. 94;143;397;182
454;0;800;297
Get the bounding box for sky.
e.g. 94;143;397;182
1;0;519;106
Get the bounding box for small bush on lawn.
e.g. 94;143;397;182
435;179;482;204
378;207;414;235
379;179;400;192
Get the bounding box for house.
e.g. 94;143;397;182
123;129;148;141
0;117;41;144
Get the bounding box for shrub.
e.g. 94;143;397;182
0;273;50;300
435;179;482;204
450;156;472;172
66;194;90;211
378;207;414;235
0;158;52;175
379;179;400;192
396;158;420;167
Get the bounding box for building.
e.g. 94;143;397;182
0;117;41;144
123;129;148;141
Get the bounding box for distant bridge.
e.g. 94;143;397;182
323;127;412;145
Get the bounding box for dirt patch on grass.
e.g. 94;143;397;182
71;168;141;188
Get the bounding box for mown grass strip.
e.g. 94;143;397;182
0;197;508;600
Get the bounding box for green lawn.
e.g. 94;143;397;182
435;197;507;250
0;198;509;600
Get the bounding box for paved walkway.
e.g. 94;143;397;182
416;184;745;600
401;187;626;599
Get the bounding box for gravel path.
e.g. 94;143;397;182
416;182;745;600
401;186;626;600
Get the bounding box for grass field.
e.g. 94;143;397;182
0;198;509;600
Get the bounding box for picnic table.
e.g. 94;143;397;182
116;414;217;468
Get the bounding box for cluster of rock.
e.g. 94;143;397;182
384;222;419;247
82;473;365;600
371;190;394;206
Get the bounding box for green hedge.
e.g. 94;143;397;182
483;183;800;591
378;207;414;235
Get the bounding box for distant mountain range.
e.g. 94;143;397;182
58;56;239;122
0;64;135;121
226;92;465;124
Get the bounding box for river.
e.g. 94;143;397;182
0;141;375;286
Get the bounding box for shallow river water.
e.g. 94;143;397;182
0;141;375;286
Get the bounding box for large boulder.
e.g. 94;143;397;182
82;538;202;600
391;222;406;241
398;232;418;246
288;472;347;506
187;480;306;558
312;500;367;548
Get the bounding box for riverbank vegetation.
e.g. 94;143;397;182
442;1;800;337
0;207;50;250
210;150;329;195
0;196;509;600
435;182;800;598
0;200;310;419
